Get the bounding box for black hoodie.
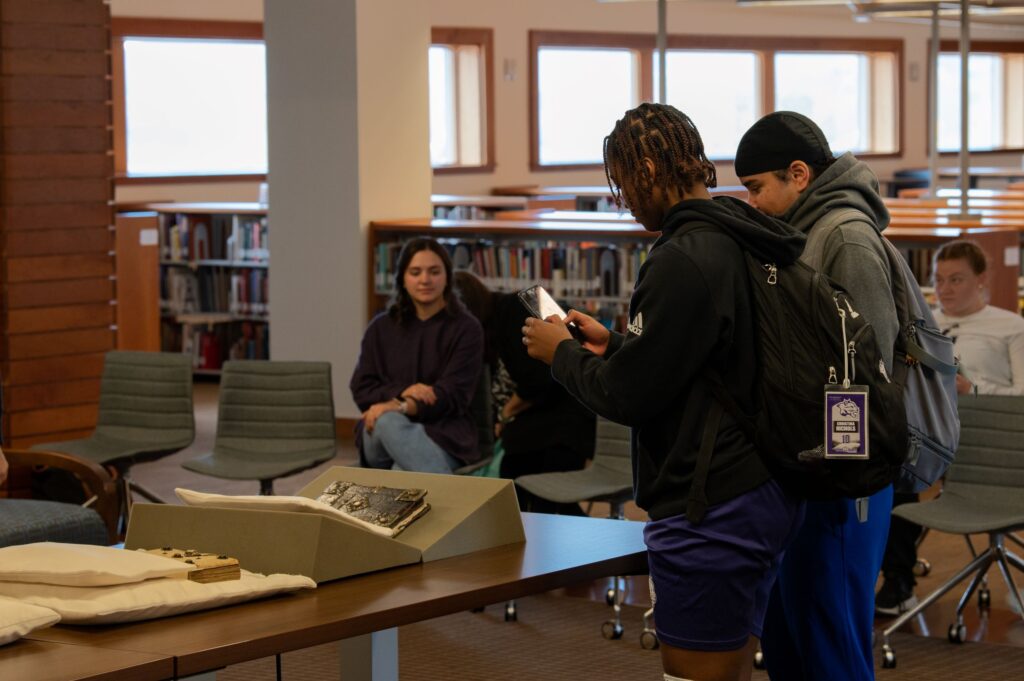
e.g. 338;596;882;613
551;196;805;520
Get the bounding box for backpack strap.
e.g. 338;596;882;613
686;399;724;525
803;208;867;271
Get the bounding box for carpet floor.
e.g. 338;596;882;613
218;593;1024;680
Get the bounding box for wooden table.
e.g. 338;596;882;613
0;639;173;681
25;513;647;681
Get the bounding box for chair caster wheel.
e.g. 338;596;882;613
978;588;991;609
913;558;931;577
504;602;517;622
948;623;967;643
753;650;766;670
605;587;617;606
640;630;659;650
882;647;897;669
602;620;624;640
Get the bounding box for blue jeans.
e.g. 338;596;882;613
362;411;460;474
761;484;894;681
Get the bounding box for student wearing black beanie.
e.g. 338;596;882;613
736;112;902;681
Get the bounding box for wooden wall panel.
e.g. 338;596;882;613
2;203;111;229
115;213;160;351
8;302;114;333
6;353;107;384
4;226;112;256
0;0;114;449
2;153;112;179
6;253;113;281
6;278;114;308
0;24;107;51
10;404;99;438
7;378;101;411
7;328;115;360
4;177;111;203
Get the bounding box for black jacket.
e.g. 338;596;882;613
551;196;805;520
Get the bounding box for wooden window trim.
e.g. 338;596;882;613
931;39;1024;155
530;30;904;169
111;18;264;184
431;27;496;175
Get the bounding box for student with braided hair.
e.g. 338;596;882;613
523;102;806;681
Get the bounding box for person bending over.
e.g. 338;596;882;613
524;103;805;681
350;238;484;474
735;111;899;681
455;270;596;514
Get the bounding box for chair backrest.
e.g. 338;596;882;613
591;417;632;479
215;360;336;454
947;394;1024;507
96;351;194;449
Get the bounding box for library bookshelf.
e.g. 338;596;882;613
145;203;269;375
369;218;658;331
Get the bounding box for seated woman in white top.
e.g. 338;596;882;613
932;239;1024;395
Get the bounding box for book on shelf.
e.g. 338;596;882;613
315;480;430;538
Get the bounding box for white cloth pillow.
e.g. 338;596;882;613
175;488;396;537
0;570;315;624
0;543;191;586
0;595;60;645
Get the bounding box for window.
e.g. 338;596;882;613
663;51;760;160
537;47;640;166
112;20;267;181
430;28;494;173
531;32;902;168
775;51;898;154
937;44;1024;153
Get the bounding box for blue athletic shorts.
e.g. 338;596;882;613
644;478;805;652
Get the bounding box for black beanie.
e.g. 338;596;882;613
734;111;834;177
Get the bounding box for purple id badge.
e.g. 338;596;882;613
824;385;869;459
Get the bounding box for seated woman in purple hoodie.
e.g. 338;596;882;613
350;238;484;474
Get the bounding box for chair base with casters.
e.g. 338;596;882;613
1;448;120;546
182;360;337;496
879;394;1024;670
515;418;640;645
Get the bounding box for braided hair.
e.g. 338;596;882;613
603;103;717;216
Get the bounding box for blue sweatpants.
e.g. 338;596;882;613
761;484;893;681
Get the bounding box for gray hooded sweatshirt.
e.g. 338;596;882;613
783;151;898;373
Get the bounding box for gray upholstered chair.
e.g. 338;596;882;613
182;360;337;495
1;448;119;546
515;418;642;642
880;394;1024;668
32;351;195;528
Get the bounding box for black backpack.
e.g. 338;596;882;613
686;246;909;520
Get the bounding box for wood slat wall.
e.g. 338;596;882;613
1;0;114;454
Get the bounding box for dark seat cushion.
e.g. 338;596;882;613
0;499;108;548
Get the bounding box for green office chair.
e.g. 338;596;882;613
32;351;195;529
880;394;1024;668
183;360;337;495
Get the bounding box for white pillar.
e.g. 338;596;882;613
265;0;432;418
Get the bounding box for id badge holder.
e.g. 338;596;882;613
824;385;869;460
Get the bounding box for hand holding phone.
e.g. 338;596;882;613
517;285;582;339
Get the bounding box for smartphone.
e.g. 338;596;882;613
517;285;582;339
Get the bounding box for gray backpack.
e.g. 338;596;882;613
807;207;959;492
881;237;960;491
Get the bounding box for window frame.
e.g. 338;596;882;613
111;18;266;185
933;39;1024;156
529;30;904;171
430;27;496;175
